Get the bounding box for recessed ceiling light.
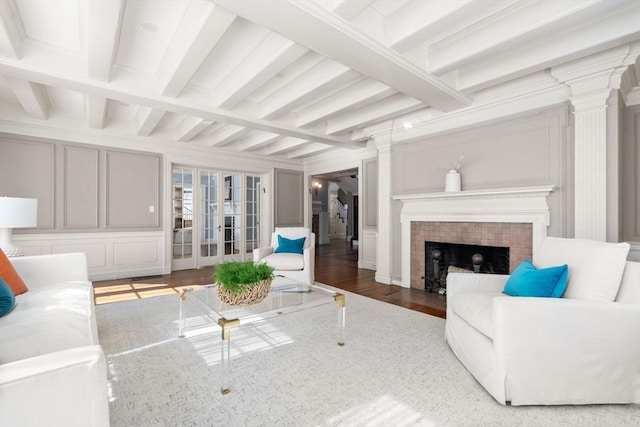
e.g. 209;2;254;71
403;121;413;129
140;22;159;33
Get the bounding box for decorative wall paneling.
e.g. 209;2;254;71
0;137;55;228
361;229;377;270
392;105;572;238
274;168;304;227
13;231;164;280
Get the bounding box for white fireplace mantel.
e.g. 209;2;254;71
392;185;557;287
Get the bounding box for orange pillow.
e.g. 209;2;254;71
0;249;28;295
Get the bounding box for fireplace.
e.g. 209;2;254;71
425;241;510;293
393;186;557;289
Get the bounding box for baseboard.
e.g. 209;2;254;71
90;266;165;281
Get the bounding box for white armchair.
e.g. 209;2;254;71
445;237;640;406
253;227;315;285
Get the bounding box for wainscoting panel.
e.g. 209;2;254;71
361;229;377;270
14;231;165;280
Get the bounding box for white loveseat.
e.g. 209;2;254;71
445;237;640;406
0;253;109;427
253;227;315;285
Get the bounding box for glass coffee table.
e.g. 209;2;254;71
178;276;346;394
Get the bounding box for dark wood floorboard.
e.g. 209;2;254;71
94;239;446;318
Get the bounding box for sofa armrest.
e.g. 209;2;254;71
10;253;89;290
446;272;509;300
0;345;109;427
253;247;274;262
493;297;640;404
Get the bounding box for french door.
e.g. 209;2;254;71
172;166;262;270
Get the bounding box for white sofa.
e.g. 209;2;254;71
253;227;315;285
0;253;109;427
445;237;640;406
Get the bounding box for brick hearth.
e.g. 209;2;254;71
410;221;532;290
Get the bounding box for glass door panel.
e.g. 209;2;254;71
172;167;195;270
223;173;242;260
245;175;261;254
199;171;219;261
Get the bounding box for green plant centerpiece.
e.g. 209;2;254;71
214;261;274;305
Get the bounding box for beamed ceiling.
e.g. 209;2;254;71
0;0;639;160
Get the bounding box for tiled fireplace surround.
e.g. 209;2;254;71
394;186;557;289
410;221;532;289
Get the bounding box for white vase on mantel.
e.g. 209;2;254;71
445;169;461;192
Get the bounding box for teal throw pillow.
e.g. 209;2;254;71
503;259;569;298
274;235;306;254
0;277;16;317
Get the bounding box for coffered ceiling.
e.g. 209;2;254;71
0;0;638;160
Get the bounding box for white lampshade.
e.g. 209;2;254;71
0;197;38;257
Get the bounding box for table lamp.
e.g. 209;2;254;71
0;196;38;257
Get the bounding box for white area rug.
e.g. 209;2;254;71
97;287;639;426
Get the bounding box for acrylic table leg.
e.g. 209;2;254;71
178;288;191;338
334;293;346;346
218;317;240;395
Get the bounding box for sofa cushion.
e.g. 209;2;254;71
534;237;630;302
16;281;93;310
275;235;306;254
450;292;502;339
0;277;15;317
503;260;568;298
261;253;304;271
0;249;28;295
0;305;95;364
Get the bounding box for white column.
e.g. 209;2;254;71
552;43;640;241
572;89;610;241
374;135;392;284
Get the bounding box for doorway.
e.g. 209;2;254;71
172;166;262;271
310;168;359;264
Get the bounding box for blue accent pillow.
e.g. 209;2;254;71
274;235;306;254
0;277;16;317
503;259;569;298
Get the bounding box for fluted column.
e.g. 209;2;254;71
552;43;640;241
572;90;610;240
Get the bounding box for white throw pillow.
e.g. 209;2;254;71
534;237;630;301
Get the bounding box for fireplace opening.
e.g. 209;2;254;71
425;242;510;294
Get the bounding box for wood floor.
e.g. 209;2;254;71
93;239;446;318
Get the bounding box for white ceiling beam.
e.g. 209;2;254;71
82;0;124;131
212;0;471;112
454;8;640;92
207;124;249;146
84;0;124;82
158;3;236;97
176;116;214;142
325;93;422;135
84;94;108;129
428;0;612;75
260;60;356;119
0;52;360;149
134;106;165;136
296;79;394;127
138;3;235;140
287;142;332;159
387;0;478;52
215;33;308;109
331;0;375;20
0;0;24;58
5;77;48;119
233;131;280;151
263;137;306;155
